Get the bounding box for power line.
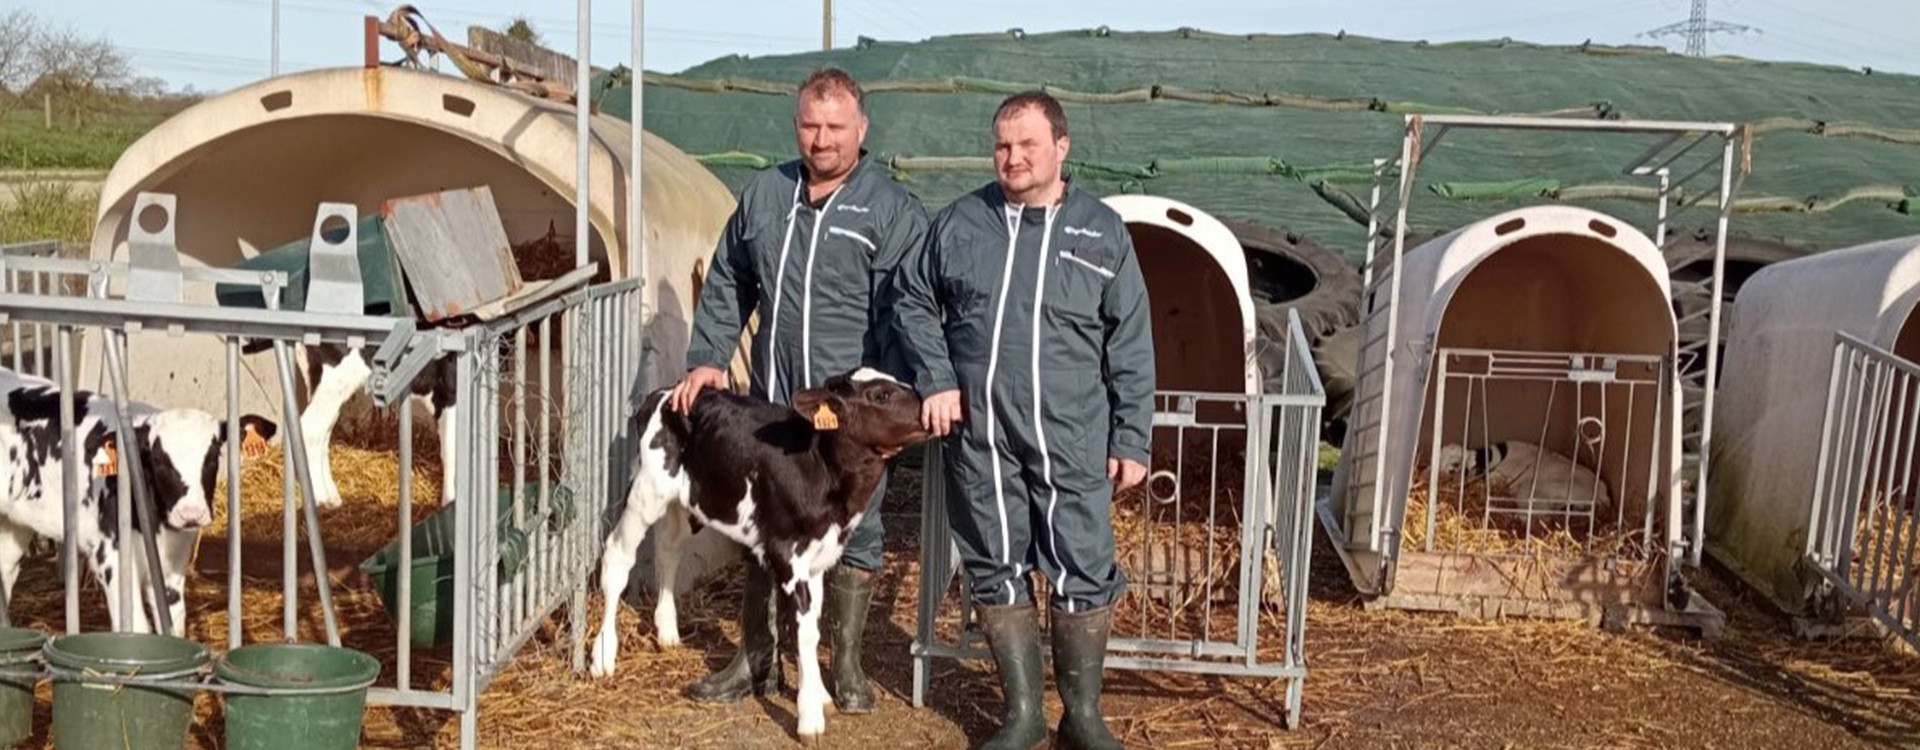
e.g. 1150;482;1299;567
1639;0;1757;57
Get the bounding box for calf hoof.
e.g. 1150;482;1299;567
589;632;619;678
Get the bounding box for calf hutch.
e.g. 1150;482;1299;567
1326;203;1715;627
912;196;1327;728
1709;235;1920;646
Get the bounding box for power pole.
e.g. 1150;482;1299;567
1640;0;1756;57
822;0;832;50
271;0;281;75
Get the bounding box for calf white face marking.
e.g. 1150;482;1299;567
848;368;899;385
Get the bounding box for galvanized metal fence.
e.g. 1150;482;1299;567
1806;332;1920;649
1413;348;1671;561
911;309;1324;728
0;194;635;749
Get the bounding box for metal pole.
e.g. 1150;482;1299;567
57;327;79;634
226;339;243;649
576;0;592;272
271;0;281;76
1691;136;1736;568
273;341;342;646
631;0;646;391
397;397;413;692
103;333;174;636
823;0;833;50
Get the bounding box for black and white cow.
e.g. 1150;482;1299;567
0;368;276;634
591;367;928;741
298;345;456;508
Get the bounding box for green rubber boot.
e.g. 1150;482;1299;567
685;563;785;702
977;604;1049;750
1051;606;1122;750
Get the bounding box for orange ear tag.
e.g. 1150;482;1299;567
812;403;841;431
241;424;269;460
96;442;119;478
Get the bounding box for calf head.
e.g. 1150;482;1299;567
791;368;929;458
1433;442;1505;480
94;410;278;531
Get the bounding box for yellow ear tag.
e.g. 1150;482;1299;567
96;442;118;478
812;403;841;432
241;424;269;460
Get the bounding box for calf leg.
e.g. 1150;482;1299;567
650;503;691;649
790;570;830;740
301;350;371;509
591;482;667;678
0;522;32;620
153;529;198;638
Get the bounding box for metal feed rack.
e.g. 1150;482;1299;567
1805;333;1920;650
1332;115;1745;624
911;310;1325;729
0;194;641;748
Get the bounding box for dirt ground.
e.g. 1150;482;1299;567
7;445;1920;749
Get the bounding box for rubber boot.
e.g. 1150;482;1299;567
1051;606;1122;750
976;603;1049;750
826;565;877;714
686;562;785;702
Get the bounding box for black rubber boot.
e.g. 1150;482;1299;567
977;603;1049;750
826;565;877;714
1051;606;1122;750
685;562;785;702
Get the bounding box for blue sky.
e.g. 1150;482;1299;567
17;0;1919;94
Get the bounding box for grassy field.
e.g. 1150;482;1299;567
0;181;96;244
0;108;172;171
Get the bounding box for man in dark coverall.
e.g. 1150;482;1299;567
893;91;1155;750
671;67;928;713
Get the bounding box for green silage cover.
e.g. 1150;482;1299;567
598;30;1920;260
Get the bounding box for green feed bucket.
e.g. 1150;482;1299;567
45;632;208;750
0;627;46;746
216;643;380;750
359;483;572;648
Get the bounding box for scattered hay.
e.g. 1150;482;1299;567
1400;470;1651;560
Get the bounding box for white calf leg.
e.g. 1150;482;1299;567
301;350;371;509
650;503;691;649
0;523;33;619
438;403;459;503
793;572;830;739
591;483;663;678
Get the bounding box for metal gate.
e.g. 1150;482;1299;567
0;194;636;749
1412;348;1672;563
910;310;1324;728
1806;332;1920;648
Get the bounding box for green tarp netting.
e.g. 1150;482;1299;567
598;29;1920;260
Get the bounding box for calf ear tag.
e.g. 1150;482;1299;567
242;423;269;460
812;403;841;431
96;441;118;478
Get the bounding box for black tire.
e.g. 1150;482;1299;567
1223;219;1362;444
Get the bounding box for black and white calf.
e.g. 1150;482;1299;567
592;367;928;740
0;368;276;635
298;345;456;508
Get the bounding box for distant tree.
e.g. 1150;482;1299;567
0;10;44;118
503;17;542;46
30;28;133;127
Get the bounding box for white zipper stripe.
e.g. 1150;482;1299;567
763;179;805;401
799;186;845;390
985;202;1025;605
827;225;876;251
1032;206;1071;612
1058;250;1115;279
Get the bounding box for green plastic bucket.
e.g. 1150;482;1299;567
0;627;46;746
359;482;572;648
45;632;208;750
216;643;380;750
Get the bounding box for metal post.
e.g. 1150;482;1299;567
397;396;413;692
226;338;243;649
575;0;592;272
1691;136;1736;568
103;333;174;636
1807;338;1851;561
56;327;78;634
631;0;646;358
452;344;478;750
273;341;342;646
823;0;833;50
